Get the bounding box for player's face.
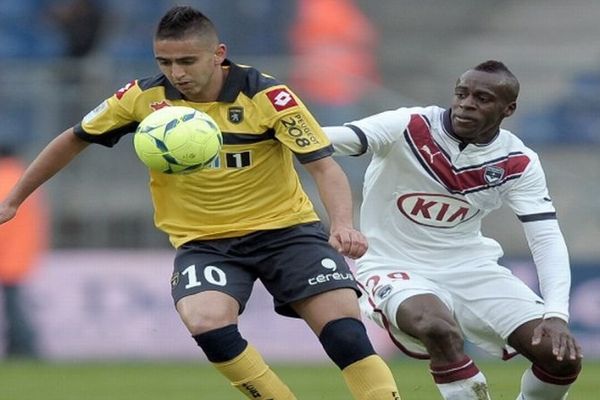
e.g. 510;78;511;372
450;70;516;143
154;35;226;102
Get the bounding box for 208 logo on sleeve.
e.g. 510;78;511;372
266;88;298;111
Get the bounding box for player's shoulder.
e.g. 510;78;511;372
137;73;170;92
498;128;539;159
225;61;282;99
350;104;430;128
379;104;443;125
108;73;168;103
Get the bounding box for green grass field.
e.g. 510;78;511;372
1;359;598;399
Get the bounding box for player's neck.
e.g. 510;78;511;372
187;66;228;103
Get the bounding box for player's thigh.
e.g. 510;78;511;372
176;291;240;334
291;288;361;335
357;268;455;357
450;266;543;340
257;222;360;321
171;240;256;332
358;268;454;327
394;293;457;339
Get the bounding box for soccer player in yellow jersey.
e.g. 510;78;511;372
0;6;401;400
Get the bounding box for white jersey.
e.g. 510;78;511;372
346;106;556;271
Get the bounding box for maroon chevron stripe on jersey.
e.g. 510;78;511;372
405;114;530;194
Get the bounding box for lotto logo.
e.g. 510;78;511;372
115;80;136;100
266;88;298;111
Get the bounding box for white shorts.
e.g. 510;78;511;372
356;262;544;359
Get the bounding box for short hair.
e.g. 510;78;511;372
155;6;218;41
473;60;514;76
473;60;520;101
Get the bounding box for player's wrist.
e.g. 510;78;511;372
542;311;569;323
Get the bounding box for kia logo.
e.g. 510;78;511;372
397;193;480;228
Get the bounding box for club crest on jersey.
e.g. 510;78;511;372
266;88;298;111
483;166;505;185
228;107;244;124
397;193;480;228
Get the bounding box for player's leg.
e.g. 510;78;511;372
256;222;401;400
508;319;582;400
172;241;296;400
393;294;490;400
443;263;582;400
178;291;295;399
292;288;401;400
358;269;490;400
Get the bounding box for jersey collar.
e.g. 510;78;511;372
217;60;247;103
163;59;245;103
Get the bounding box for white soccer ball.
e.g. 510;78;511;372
133;106;222;174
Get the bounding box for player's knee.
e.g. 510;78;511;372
415;316;463;351
318;317;376;369
177;304;237;335
535;357;582;379
193;324;248;362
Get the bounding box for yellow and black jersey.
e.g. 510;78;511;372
74;60;332;248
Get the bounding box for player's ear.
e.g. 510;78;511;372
503;101;517;118
214;44;227;65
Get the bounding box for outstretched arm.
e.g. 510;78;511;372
323;125;366;156
303;156;367;259
0;128;89;224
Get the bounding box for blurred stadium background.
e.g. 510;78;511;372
1;0;599;395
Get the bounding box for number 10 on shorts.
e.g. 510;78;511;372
182;264;228;289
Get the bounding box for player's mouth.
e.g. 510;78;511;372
175;81;193;89
453;114;478;125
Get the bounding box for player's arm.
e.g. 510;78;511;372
0;128;89;225
522;219;583;360
522;219;570;321
303;156;367;259
323;125;368;156
510;159;572;322
324;108;412;156
509;156;583;360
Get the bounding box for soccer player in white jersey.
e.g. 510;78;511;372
325;60;583;400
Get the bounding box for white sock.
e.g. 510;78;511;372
436;371;491;399
516;366;570;400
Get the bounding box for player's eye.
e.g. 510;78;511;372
178;58;197;65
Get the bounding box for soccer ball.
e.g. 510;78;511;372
133;106;222;174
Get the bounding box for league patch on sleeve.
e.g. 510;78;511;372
266;88;298;111
82;100;109;125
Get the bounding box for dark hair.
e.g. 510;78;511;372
155;6;218;40
474;60;513;76
473;60;520;100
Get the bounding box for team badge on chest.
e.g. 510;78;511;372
228;107;244;124
483;166;505;185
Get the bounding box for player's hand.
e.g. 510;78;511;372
0;201;18;225
531;318;583;361
329;226;368;259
